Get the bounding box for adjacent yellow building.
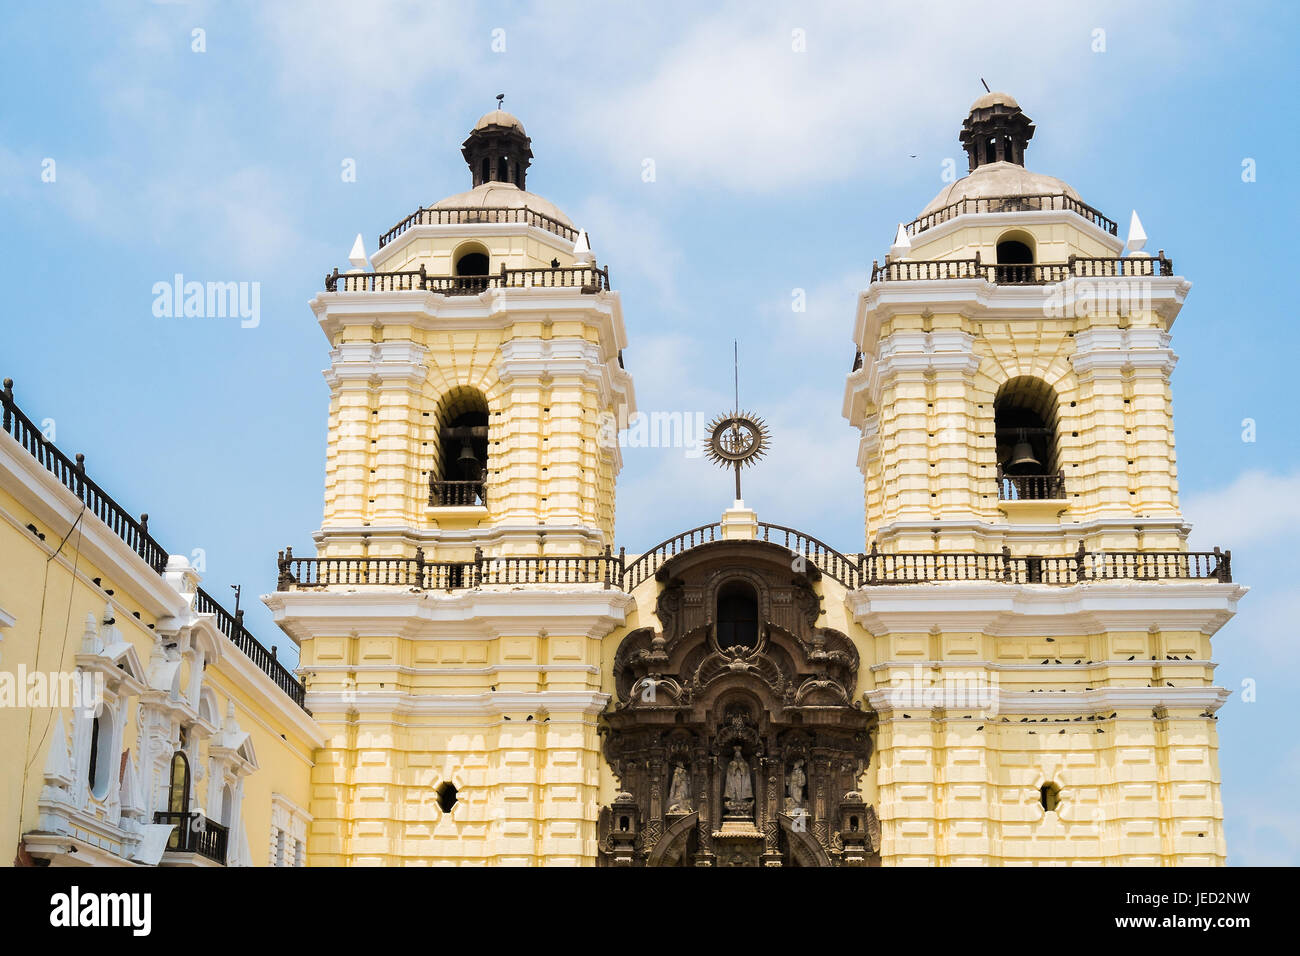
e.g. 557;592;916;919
1;94;1244;867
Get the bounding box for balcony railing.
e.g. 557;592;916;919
2;379;307;712
276;535;1233;593
155;811;228;865
194;587;307;710
997;468;1066;501
3;379;169;573
325;264;611;294
378;205;580;249
429;478;486;507
903;193;1118;237
870;253;1174;285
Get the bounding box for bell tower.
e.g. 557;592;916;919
313;105;634;565
271;107;639;866
841;94;1243;866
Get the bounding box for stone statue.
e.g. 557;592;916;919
786;758;806;809
667;762;692;814
723;746;753;815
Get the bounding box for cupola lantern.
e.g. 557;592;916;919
461;96;534;189
958;91;1035;172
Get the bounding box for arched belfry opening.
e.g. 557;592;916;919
431;387;489;507
599;539;878;868
996;231;1035;264
994;376;1064;500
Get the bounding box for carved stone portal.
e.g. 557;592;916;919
597;539;879;867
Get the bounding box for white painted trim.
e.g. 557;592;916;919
865;685;1231;716
369;222;579;270
905;209;1124;256
306;689;610;717
846;580;1247;636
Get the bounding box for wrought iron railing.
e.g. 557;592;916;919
155;811;228;865
429;478;486;507
3;379;168;573
903;193;1118;237
276;534;1232;593
2;379;306;711
325;264;611;294
870;253;1173;285
997;468;1066;501
378;205;580;249
194;588;306;710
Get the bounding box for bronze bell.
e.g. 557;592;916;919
1004;438;1041;475
456;442;481;479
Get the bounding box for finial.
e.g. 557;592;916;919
1124;211;1148;256
981;77;991;93
496;92;505;109
348;233;369;272
889;223;912;259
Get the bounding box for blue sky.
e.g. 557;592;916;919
2;1;1297;863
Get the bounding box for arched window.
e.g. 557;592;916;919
168;751;191;816
454;243;490;279
994;377;1063;499
220;784;235;828
1040;782;1061;813
479;157;490;185
996;230;1035;265
87;712;115;799
716;581;759;649
431;388;489;506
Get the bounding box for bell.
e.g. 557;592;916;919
456;442;481;479
1004;440;1041;475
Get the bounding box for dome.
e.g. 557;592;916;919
473;109;525;135
969;91;1019;112
920;161;1081;216
430;181;574;229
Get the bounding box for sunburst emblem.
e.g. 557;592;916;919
706;410;770;500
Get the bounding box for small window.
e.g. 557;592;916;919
455;251;489;277
716;581;759;649
1040;782;1061;813
997;239;1034;264
168;751;190;815
436;781;458;814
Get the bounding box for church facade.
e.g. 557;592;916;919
0;93;1243;867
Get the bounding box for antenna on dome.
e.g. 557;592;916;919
496;93;505;109
981;78;991;93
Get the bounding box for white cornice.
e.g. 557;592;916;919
870;515;1191;547
323;341;429;391
1071;327;1177;378
0;433;183;618
311;288;628;362
846;580;1247;637
853;276;1191;350
264;586;636;644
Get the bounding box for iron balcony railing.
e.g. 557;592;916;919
870;253;1174;285
378;205;580;249
429;478;486;507
903;193;1118;237
2;379;307;711
997;468;1067;501
325;264;611;294
276;534;1231;594
155;810;228;865
194;587;306;709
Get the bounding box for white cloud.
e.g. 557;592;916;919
1184;470;1300;549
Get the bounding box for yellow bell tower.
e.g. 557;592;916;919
841;93;1244;865
268;107;638;865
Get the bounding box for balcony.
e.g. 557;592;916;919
378;204;580;249
155;811;228;866
870;254;1173;285
324;264;611;294
997;468;1066;501
429;478;486;508
903;192;1118;237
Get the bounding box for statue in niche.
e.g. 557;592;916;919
786;758;806;810
667;762;692;814
723;746;753;816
